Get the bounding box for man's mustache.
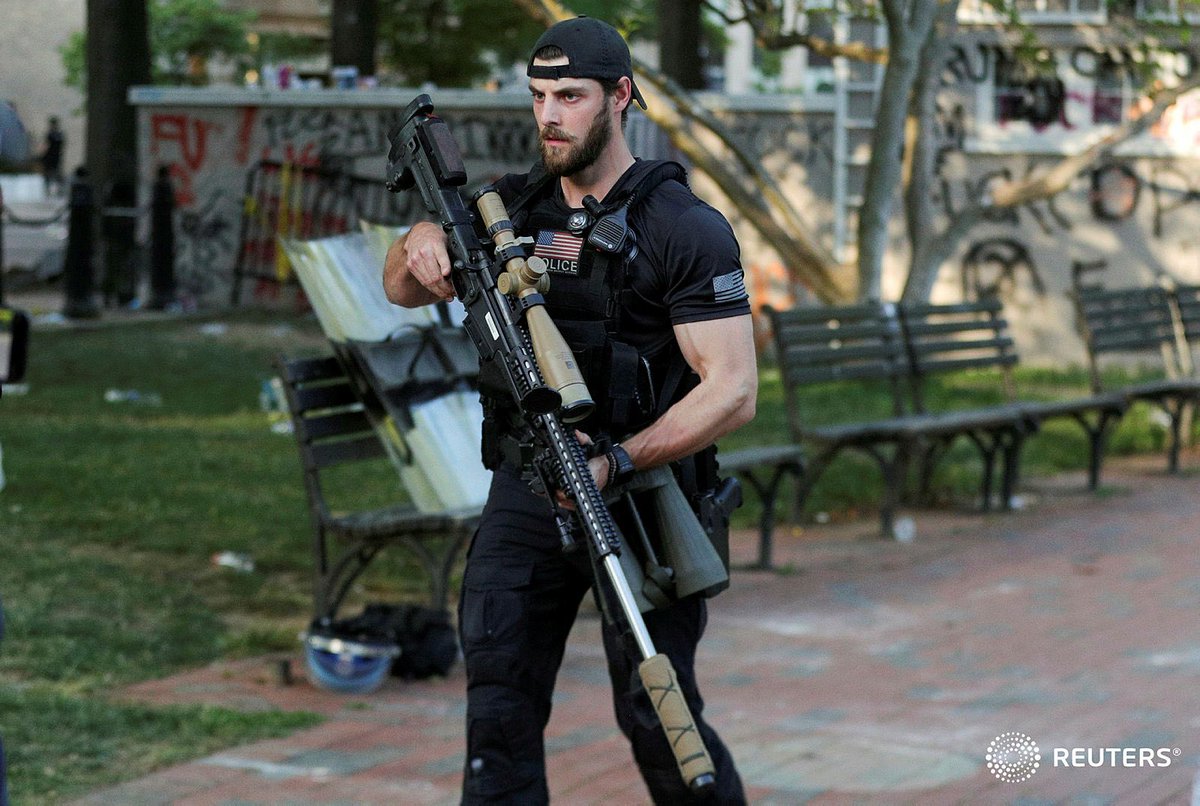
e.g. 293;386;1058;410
540;127;573;143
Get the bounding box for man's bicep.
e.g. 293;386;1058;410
673;314;756;382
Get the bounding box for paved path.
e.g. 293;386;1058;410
82;453;1200;805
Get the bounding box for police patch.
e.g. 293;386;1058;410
712;270;747;303
533;230;583;275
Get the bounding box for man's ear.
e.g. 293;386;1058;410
614;76;634;114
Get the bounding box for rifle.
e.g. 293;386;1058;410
386;94;716;794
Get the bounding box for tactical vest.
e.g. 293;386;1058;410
479;159;724;509
480;160;694;440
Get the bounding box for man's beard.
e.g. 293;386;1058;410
539;104;612;178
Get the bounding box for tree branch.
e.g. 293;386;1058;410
700;0;750;27
514;0;851;302
909;73;1200;299
756;32;888;63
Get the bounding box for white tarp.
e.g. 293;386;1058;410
280;231;489;513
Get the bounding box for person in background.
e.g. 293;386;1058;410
41;117;65;197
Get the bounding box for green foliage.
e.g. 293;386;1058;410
377;0;544;87
254;31;327;65
377;0;652;88
152;0;256;83
59;31;86;91
59;0;256;89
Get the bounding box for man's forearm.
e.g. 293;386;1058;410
621;373;756;472
383;232;442;308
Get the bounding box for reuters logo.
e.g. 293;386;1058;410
986;732;1041;783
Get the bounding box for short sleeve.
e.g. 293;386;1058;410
660;205;751;325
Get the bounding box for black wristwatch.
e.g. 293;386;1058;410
606;443;636;487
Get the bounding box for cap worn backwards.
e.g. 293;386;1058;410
526;16;648;110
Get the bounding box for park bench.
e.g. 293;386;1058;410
717;444;806;571
275;350;480;629
897;298;1128;496
1071;281;1200;473
762;301;1032;550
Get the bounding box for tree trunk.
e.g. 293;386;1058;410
658;0;705;90
855;0;936;301
901;2;958;303
86;0;150;202
331;0;379;77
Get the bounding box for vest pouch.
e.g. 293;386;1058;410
554;319;637;434
607;340;652;434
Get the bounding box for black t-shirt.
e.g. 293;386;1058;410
493;160;750;361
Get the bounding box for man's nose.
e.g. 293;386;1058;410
538;98;562;127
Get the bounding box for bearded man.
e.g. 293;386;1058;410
384;16;755;804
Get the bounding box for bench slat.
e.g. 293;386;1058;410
292;381;361;412
301;409;376;442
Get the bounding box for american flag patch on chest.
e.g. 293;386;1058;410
533;230;584;272
713;270;747;303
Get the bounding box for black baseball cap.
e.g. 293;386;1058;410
526;16;647;110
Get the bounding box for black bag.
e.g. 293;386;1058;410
327;603;458;680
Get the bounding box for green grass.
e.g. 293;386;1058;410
1;685;320;802
0;310;1192;800
0;312;421;802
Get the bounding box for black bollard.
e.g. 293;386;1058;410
101;177;139;308
62;166;99;319
148;166;176;310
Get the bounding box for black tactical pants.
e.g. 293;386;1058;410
458;466;746;805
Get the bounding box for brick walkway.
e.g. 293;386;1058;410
82;452;1200;805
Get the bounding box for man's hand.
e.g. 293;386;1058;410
383;221;456;306
555;431;608;509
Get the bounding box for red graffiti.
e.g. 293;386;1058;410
150;113;220;171
168;164;195;206
236;107;258;165
150;113;223;206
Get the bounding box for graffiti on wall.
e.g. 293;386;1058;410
943;41;1196;131
729;117;836;169
961;237;1044;301
933;37;1200;303
176;189;234;300
143;104;544;304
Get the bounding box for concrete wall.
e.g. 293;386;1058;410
131;78;1200;366
0;0;86;174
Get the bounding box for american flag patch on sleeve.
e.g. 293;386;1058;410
712;270;747;303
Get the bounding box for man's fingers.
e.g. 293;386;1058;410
408;247;456;300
